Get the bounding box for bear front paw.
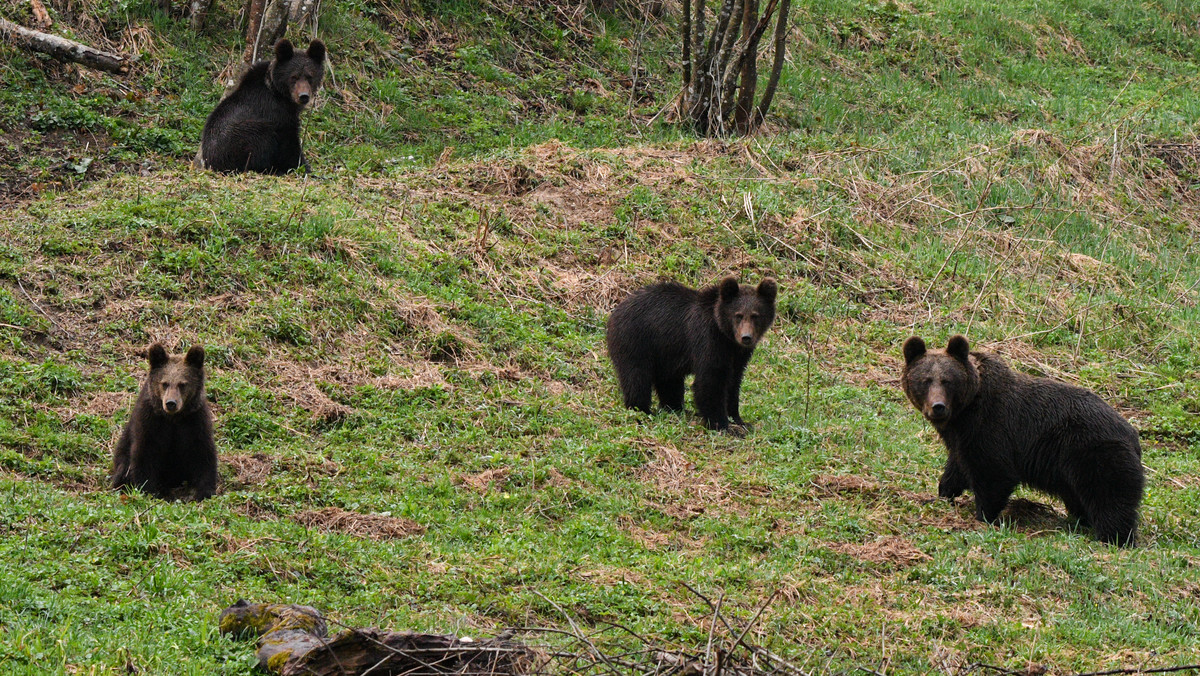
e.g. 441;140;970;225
937;480;966;500
723;424;748;438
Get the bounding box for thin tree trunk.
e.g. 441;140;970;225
189;0;215;30
258;0;289;52
0;16;130;73
717;0;776;127
682;0;692;92
753;0;790;128
242;0;267;62
733;0;759;131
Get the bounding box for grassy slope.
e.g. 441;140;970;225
3;0;1200;673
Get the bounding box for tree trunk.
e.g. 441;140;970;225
753;0;790;128
733;0;759;131
0;16;130;73
682;0;692;89
242;0;267;62
189;0;215;30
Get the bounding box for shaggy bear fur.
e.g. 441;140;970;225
198;39;326;174
901;335;1144;546
606;277;777;435
111;344;218;500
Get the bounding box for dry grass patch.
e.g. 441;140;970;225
456;468;511;493
293;507;425;540
637;441;729;517
827;536;931;568
223;453;273;488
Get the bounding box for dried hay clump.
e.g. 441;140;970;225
224;453;273;487
812;473;880;496
828;536;931;568
637;442;728;508
293;507;425;540
456;468;510;493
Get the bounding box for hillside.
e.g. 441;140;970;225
2;0;1200;673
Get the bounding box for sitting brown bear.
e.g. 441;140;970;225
111;344;218;500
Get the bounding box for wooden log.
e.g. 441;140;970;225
0;16;130;73
219;600;542;676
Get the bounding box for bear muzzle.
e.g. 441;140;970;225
163;398;181;413
924;400;950;423
293;83;313;106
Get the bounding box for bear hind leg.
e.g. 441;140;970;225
616;365;654;415
654;374;686;413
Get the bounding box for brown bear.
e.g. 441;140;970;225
901;335;1144;546
606;277;777;435
111;344;218;501
197;39;326;174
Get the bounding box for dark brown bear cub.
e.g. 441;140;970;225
606;277;777;435
901;335;1144;546
111;344;218;501
198;39;325;174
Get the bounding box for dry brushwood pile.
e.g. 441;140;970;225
218;594;825;676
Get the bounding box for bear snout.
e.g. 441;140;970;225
163;398;179;413
925;401;949;422
293;83;313;106
740;333;755;346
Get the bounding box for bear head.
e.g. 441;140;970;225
715;277;778;348
900;335;980;427
269;39;326;108
146;344;207;416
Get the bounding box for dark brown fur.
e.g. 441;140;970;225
606;277;777;435
901;335;1144;546
198;39;326;174
111;344;218;500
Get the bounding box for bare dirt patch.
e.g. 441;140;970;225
827;536;931;568
293;507;424;540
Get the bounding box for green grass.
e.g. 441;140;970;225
2;0;1200;674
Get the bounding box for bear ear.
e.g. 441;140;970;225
148;343;169;369
719;277;740;301
274;39;295;62
185;345;206;368
902;336;926;365
947;335;970;362
307;40;325;63
757;278;777;303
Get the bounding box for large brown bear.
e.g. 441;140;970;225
197;39;326;174
606;277;777;435
901;335;1144;546
111;344;218;501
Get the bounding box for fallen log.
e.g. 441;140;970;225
0;16;130;73
219;600;542;676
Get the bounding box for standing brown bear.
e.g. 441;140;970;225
606;277;777;435
901;335;1144;546
198;39;326;174
111;344;218;501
